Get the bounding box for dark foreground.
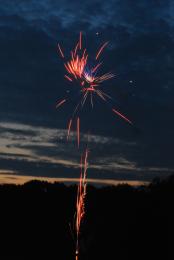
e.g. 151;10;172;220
0;176;173;260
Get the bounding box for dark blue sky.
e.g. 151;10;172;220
0;0;174;184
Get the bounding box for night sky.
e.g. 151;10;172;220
0;0;173;185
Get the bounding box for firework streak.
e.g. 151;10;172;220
56;32;133;259
75;148;88;260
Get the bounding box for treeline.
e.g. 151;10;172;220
0;175;173;260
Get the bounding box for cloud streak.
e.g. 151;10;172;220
0;121;173;184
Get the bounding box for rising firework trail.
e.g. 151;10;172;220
75;148;88;260
57;32;133;147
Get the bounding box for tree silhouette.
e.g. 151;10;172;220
0;176;172;259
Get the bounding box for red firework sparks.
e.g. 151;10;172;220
57;32;132;147
56;32;133;260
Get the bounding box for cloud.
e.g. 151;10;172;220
0;0;173;32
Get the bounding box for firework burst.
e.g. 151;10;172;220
56;32;133;260
57;32;132;147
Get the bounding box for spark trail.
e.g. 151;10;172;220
75;148;88;260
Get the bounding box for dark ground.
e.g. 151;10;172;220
0;175;173;260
